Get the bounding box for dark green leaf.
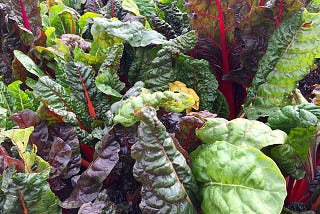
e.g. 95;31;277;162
132;106;198;213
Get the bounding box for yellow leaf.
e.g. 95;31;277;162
168;81;199;113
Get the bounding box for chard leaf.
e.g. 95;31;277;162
270;144;305;180
0;107;7;130
13;50;46;77
244;9;320;119
33;76;92;130
61;131;120;209
48;123;81;179
173;55;229;118
288;126;317;162
190;141;286;214
113;90;195;127
49;4;80;37
196;118;287;149
135;0;158;18
121;0;141;16
0;167;61;214
267;104;320;133
132;106;198;213
140;30;198;91
79;12;102;31
65;61;98;119
95;43;125;98
91;18;166;47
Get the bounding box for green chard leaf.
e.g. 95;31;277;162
0;167;61;214
95;43;125;98
113;90;195;127
244;9;320;119
132;106;199;213
131;30;198;91
173;55;229;118
190;141;286;214
270;144;305;180
196;118;287;149
13;50;46;77
49;4;80;37
267;104;320;133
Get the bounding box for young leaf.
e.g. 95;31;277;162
132;106;199;213
244;9;320;119
0;167;61;214
190;141;286;214
61;130;120;209
113;90;195;127
196;118;287;149
79;12;102;31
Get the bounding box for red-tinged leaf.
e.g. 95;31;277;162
175;111;216;153
60;131;120;209
80;144;95;162
10;110;51;160
0;146;25;173
49;137;72;179
48;123;81;179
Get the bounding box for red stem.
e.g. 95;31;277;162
19;0;31;31
259;0;265;6
215;0;235;119
275;0;283;27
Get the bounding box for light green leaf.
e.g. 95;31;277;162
13;50;46;78
79;12;102;31
244;9;320;119
196;118;287;149
190;141;286;214
121;0;141;15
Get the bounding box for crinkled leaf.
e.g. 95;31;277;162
196;118;287;149
244;9;320;119
169;81;199;112
140;31;198;91
113;90;195;127
135;0;158;18
173;55;229;117
132;106;198;213
61;130;120;209
91;18;166;47
267;104;320;133
190;141;286;214
33;76;92;130
95;43;125;98
0;167;61;213
78;190;118;214
48;123;81;179
48;137;72;179
270;144;305;180
0;107;7;130
7;81;37;111
288;126;317;163
49;4;80;37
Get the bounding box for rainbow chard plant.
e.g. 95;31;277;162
1;0;320;213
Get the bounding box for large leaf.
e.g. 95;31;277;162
270;144;305;180
61;130;120;209
0;167;61;213
33;76;92;130
267;104;320;133
131;106;198;213
196;118;287;149
13;50;46;78
113;90;195;127
91;18;166;47
173;55;229;118
244;9;320;119
190;141;286;214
